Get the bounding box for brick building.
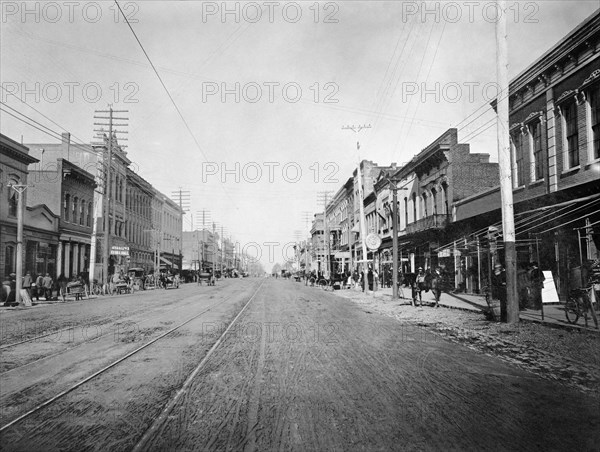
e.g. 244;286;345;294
28;159;96;279
445;9;600;299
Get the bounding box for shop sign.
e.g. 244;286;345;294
111;246;130;256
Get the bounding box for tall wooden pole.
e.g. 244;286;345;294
391;183;399;299
496;0;519;323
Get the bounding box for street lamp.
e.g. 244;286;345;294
386;177;408;301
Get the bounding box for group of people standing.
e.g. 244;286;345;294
2;272;71;306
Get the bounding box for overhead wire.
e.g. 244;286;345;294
113;0;238;210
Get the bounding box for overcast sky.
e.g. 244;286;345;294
2;1;599;269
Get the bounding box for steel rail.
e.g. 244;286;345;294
131;280;265;451
0;280;260;433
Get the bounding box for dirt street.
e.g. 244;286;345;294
1;278;599;451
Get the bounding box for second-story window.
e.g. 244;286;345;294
64;194;70;222
590;86;600;160
87;202;92;227
79;199;85;225
73;196;78;224
530;121;544;181
564;100;579;168
513;132;526;187
8;187;18;217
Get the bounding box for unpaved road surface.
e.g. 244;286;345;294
1;278;599;451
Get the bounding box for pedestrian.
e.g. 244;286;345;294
431;267;443;308
35;273;44;300
491;263;507;321
415;267;427;306
58;274;68;301
529;262;545;310
373;268;379;291
42;273;53;300
22;271;33;300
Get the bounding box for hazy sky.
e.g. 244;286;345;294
2;1;599;268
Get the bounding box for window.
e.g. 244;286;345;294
73;197;78;224
412;193;417;222
8;188;18;217
80;199;85;225
87;202;92;227
422;193;428;217
404;197;408;227
442;183;449;215
513;132;526;186
530;121;544;180
431;188;438;215
564;101;579;168
590;86;600;160
64;194;70;221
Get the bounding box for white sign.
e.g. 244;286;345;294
111;246;130;256
366;233;382;250
541;270;560;304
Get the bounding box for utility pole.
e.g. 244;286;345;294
496;0;518;323
93;107;128;286
212;222;216;279
9;184;30;305
343;124;372;292
385;178;408;301
317;191;333;278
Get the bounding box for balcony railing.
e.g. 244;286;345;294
405;214;450;235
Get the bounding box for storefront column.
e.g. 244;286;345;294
64;242;71;278
56;242;63;279
72;244;79;276
80;244;86;273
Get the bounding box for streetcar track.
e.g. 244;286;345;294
0;283;235;377
0;280;262;433
132;279;265;452
0;283;222;350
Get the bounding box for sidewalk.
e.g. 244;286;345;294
346;285;599;332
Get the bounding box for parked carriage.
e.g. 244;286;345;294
127;268;146;290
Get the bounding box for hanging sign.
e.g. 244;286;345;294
366;233;382;250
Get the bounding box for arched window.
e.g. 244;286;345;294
8;188;18;217
404;197;408;228
80;199;85;225
431;188;438;215
412;193;417;222
73;197;78;224
422;193;428;217
87;202;93;227
442;182;449;215
64;194;71;221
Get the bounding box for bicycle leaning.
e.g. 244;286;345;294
564;286;598;328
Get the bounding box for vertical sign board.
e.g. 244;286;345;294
541;270;560;304
20;289;32;307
